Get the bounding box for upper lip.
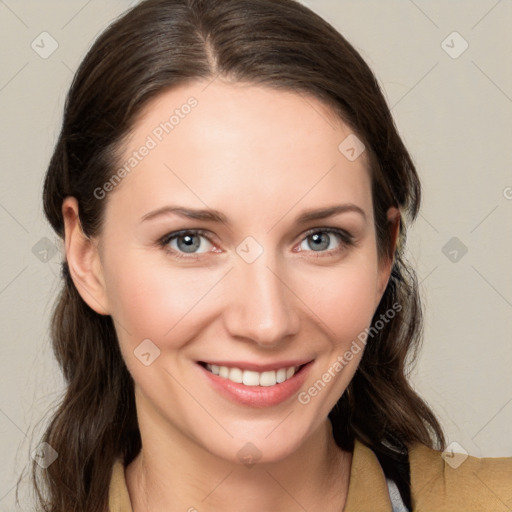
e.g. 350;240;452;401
198;359;313;372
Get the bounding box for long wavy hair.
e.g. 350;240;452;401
22;0;445;510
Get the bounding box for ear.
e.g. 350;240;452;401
375;206;401;303
62;197;110;315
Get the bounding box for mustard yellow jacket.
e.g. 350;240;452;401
108;439;512;511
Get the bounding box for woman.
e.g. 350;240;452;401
29;0;511;511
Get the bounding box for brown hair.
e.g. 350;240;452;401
24;0;445;510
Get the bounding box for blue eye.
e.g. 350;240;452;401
161;230;214;256
297;228;353;254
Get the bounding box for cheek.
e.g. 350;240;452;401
294;259;380;346
103;251;221;347
292;260;380;416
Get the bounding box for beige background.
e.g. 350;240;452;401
1;0;511;509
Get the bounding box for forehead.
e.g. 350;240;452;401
107;80;373;225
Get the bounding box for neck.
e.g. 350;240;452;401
125;400;352;512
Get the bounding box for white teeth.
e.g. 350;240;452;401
276;368;287;383
242;370;260;386
259;371;277;387
229;367;243;383
205;363;299;386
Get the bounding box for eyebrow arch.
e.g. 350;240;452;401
140;206;228;224
294;204;367;224
140;203;367;225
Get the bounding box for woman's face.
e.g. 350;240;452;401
67;81;397;464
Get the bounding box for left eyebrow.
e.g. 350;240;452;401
293;204;367;224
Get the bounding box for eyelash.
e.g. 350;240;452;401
158;227;355;260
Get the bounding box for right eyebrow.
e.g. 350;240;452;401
140;206;229;224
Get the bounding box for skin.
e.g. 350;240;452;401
63;80;400;511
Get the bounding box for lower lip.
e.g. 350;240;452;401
197;362;313;408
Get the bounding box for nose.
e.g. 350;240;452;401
223;253;300;348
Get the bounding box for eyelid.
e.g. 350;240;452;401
159;228;213;246
300;226;354;243
159;229;218;259
293;226;354;255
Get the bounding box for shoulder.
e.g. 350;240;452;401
408;442;512;511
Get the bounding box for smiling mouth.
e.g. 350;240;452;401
198;362;308;387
